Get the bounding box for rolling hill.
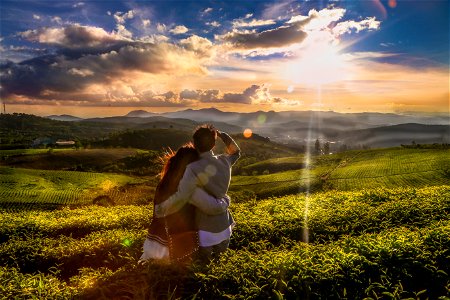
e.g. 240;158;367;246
229;147;450;197
2;111;448;150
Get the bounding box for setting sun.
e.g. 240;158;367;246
281;42;349;86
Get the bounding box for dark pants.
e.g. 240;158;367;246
196;239;230;264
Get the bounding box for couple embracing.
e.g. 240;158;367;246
140;124;240;264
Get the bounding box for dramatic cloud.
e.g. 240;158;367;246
0;41;209;101
113;10;135;24
179;84;295;105
170;25;189;35
332;17;380;35
19;24;128;48
218;7;379;55
232;18;276;28
217;19;310;50
179;35;215;59
288;8;345;30
180;89;221;102
139;34;169;44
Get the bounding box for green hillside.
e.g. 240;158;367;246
1;185;448;298
0;167;144;209
230;148;450;197
1;147;449;298
327;148;450;190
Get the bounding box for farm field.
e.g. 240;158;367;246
0;148;147;171
0;167;144;209
230;148;450;197
0;147;449;298
0;148;75;157
0;185;449;298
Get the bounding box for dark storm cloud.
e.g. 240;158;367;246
19;24;127;48
217;17;313;50
1;29;207;100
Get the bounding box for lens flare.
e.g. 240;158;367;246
388;0;397;8
122;238;132;247
101;179;115;192
243;128;252;138
257;114;267;124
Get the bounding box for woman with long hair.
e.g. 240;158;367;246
140;143;227;263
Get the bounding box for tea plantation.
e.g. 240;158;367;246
0;148;449;299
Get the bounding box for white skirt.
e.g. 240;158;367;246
139;238;169;262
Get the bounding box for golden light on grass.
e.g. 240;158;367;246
243;128;253;138
101;179;115;192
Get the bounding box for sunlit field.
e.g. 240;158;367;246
1;146;449;298
1;185;449;298
1;0;449;298
0;167;144;209
230;148;450;197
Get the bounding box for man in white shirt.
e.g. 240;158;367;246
155;124;240;263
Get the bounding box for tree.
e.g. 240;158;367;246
315;139;321;154
323;141;330;154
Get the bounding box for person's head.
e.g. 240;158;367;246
155;143;198;200
193;124;217;153
160;143;198;179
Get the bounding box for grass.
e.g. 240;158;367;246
0;185;449;298
0;167;144;209
0;148;75;157
230;148;450;197
1;148;449;298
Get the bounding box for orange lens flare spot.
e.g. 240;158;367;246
388;0;397;8
243;128;253;138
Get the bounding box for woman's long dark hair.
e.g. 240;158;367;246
154;143;199;205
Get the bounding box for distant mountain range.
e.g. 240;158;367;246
125;110;158;118
48;108;450;127
47;114;83;122
44;108;449;148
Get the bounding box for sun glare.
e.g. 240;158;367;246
281;42;349;86
243;128;253;138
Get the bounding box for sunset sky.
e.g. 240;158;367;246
0;0;448;117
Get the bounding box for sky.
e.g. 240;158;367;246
0;0;448;117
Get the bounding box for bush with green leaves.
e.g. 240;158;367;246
1;185;449;299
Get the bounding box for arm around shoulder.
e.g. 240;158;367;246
190;188;230;215
154;166;197;217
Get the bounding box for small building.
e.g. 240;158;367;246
55;140;76;146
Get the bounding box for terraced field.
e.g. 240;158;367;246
327;148;450;190
0;167;143;209
230;148;450;197
1;148;449;298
